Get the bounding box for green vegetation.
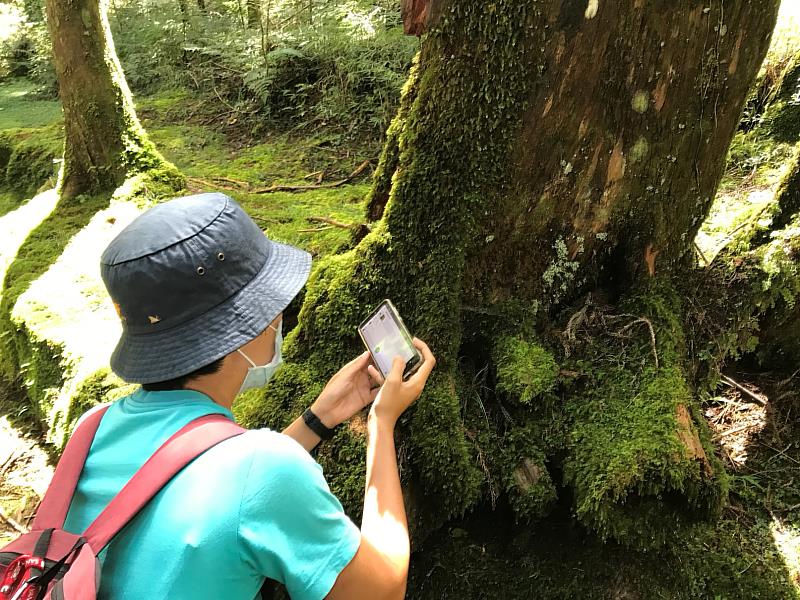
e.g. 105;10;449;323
493;337;559;405
0;79;63;205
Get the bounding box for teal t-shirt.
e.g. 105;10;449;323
63;388;361;600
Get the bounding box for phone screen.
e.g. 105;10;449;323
359;302;417;378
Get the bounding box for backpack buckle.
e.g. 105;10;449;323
0;555;45;600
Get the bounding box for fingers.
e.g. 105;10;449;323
346;351;371;370
387;355;405;384
367;364;384;386
412;337;436;378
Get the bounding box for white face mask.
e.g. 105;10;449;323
237;321;283;395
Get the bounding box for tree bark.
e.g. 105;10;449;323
45;0;171;200
247;0;261;29
242;0;782;547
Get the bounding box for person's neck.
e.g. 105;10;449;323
184;373;238;411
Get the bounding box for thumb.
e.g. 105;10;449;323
387;356;405;383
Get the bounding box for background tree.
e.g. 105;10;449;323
44;0;175;199
241;0;791;551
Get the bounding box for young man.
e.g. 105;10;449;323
63;192;435;599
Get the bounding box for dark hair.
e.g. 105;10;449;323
142;356;226;391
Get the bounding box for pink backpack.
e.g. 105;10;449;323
0;407;244;599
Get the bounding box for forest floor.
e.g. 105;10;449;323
0;76;798;598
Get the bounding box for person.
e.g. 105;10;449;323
62;192;436;599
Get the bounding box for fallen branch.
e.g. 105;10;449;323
307;216;354;230
721;375;767;406
212;176;251;187
298;226;335;233
0;506;28;535
713;422;756;439
253;160;371;194
186;176;241;192
303;170;326;184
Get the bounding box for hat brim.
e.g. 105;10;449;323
110;239;312;384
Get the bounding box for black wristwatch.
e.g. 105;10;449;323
302;408;338;441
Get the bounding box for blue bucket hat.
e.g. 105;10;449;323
100;192;311;383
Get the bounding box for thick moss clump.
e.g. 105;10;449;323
493;336;558;404
562;280;728;548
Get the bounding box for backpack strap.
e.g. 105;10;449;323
31;404;111;531
81;413;245;553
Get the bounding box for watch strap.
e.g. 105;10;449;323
302;408;337;440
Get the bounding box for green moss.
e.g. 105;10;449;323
50;367;133;448
0;127;62;198
497;427;556;521
562;280;728;548
407;507;799;599
0;79;62;129
493;336;558;405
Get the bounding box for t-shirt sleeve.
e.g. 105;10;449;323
237;430;361;600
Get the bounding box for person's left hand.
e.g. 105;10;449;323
311;352;383;428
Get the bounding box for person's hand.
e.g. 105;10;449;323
370;338;436;427
311;352;384;428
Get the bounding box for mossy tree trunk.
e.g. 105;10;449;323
242;0;785;548
45;0;171;200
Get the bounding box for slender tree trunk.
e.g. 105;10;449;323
45;0;171;200
247;0;261;28
243;0;783;548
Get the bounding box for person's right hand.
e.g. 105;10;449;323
370;337;436;427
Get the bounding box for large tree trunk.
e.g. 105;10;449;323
45;0;171;200
241;0;782;548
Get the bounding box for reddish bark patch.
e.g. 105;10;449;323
675;404;714;477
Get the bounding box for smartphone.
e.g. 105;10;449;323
358;299;423;382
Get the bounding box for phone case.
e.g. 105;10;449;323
358;299;423;381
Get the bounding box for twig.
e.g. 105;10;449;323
303;170;325;183
722;375;767;406
694;241;710;267
757;441;800;466
253;160;371;194
0;506;28;535
212;176;250;187
186;176;241;192
713;422;756;439
616;316;659;369
0;450;21;479
298;226;335;233
307;216;354;229
251;216;280;227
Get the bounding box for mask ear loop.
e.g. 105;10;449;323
237;321;280;366
237;349;258;367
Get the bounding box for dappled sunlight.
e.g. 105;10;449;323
12;199;143;440
772;516;800;588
